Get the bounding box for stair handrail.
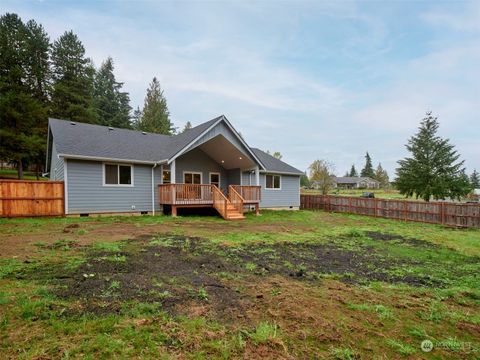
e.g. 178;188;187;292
212;185;229;219
228;185;244;215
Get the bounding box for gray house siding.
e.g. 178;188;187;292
175;148;228;191
50;142;64;180
260;174;300;208
66;159;155;214
226;168;241;187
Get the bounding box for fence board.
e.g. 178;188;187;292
300;195;480;228
0;180;65;217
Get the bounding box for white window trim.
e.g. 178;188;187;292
183;171;203;184
265;174;281;190
209;172;221;187
102;163;134;187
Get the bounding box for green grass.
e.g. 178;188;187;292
0;169;48;181
0;210;479;358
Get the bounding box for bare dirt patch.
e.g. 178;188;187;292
365;231;440;248
37;232;441;319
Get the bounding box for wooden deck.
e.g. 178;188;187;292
158;184;261;220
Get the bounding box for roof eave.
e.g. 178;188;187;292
59;153;168;165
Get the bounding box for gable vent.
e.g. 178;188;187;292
108;127;114;131
142;132;147;135
70;122;76;125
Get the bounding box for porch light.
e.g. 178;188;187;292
239;156;242;160
221;160;225;163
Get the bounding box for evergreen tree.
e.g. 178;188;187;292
360;152;374;178
24;19;51;178
0;13;49;179
136;77;174;134
395;112;471;201
131;106;143;130
374;163;390;188
51;30;96;123
93;57;131;128
470;170;480;189
348;164;358;177
181;121;192;133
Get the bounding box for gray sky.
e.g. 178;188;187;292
3;0;479;176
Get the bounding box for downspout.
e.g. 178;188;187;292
151;163;158;216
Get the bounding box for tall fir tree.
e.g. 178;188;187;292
136;77;174;134
470;170;480;189
181;121;192;133
395;112;471;201
51;30;96;123
0;13;50;179
93;57;131;128
360;152;374;178
348;164;358;177
373;163;389;188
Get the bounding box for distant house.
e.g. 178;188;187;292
46;115;303;219
333;177;380;189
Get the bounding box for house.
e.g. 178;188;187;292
333;177;380;189
46;115;303;219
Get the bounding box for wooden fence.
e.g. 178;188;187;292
0;180;65;217
300;195;480;228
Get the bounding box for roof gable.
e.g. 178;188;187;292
250;148;303;175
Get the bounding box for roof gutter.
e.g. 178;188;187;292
58;153;168;165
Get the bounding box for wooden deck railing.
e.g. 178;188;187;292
212;185;228;219
230;185;261;203
228;185;244;214
159;184;260;206
159;184;213;205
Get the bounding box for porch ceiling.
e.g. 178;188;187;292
198;135;256;170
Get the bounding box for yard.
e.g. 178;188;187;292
302;188;408;200
0;211;479;359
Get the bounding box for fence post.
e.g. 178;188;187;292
348;197;352;213
404;201;407;222
441;202;445;225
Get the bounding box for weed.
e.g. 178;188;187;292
248;322;278;345
245;262;257;272
198;287;209;301
109;280;121;290
77;229;88;235
52;238;78;251
329;346;358;360
386;339;416;356
347;303;394;320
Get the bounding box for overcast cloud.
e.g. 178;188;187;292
2;0;479;176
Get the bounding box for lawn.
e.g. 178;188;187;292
0;169;48;181
0;210;479;359
302;188;408;200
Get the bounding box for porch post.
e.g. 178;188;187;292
170;160;176;183
254;166;260;186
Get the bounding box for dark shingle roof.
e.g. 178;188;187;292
49;116;302;175
251;148;303;175
49;117;221;163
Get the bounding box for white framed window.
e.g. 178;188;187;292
265;174;281;190
183;171;202;184
209;172;220;188
162;169;171;184
103;163;134;186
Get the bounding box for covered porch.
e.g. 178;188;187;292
157;130;264;220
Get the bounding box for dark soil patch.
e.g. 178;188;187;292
365;231;439;248
56;235;245;317
44;233;443;317
225;241;439;287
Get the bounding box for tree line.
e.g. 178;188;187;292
305;112;477;201
0;13;176;179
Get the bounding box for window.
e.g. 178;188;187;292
266;174;281;189
184;172;201;184
162;170;171;184
209;173;220;188
104;164;133;186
